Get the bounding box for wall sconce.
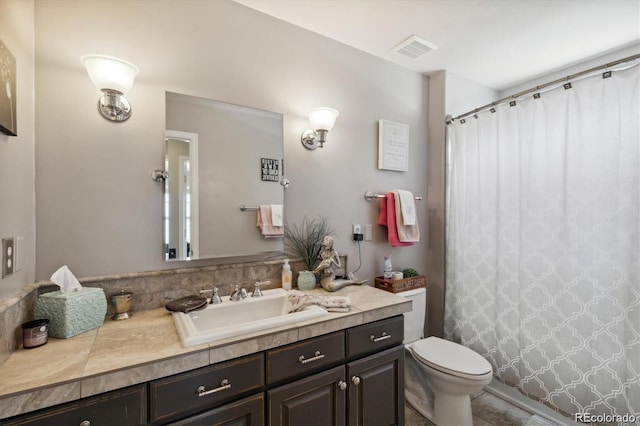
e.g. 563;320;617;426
81;54;139;122
301;107;339;150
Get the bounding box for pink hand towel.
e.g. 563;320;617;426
379;192;413;247
257;205;283;237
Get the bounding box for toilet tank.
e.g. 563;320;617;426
401;287;426;344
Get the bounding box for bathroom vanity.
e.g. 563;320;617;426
0;285;410;425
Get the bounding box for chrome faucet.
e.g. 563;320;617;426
229;285;248;301
252;280;270;297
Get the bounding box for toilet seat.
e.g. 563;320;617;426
410;337;492;380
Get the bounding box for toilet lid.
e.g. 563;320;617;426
411;337;492;377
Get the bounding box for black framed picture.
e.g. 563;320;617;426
0;38;17;137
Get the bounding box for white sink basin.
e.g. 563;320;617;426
172;288;329;347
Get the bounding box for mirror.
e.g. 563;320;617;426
165;92;284;261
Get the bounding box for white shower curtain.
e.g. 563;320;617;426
445;63;639;422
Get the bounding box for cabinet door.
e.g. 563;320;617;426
2;384;147;426
347;345;404;426
267;365;346;426
168;393;264;426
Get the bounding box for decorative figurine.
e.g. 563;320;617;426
313;235;366;292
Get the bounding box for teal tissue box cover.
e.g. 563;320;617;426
34;287;107;338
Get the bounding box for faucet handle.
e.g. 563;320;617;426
252;280;269;298
211;287;222;304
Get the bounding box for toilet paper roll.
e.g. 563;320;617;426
392;271;403;281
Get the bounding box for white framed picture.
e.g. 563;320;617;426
378;119;409;171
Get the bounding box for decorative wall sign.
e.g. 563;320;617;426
378;120;409;171
0;38;17;136
261;158;279;182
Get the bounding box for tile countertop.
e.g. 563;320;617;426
0;285;411;419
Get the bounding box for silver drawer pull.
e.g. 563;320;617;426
338;380;347;391
197;379;231;397
79;421;91;426
370;331;391;342
299;350;325;364
351;376;361;386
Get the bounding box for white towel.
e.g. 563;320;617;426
270;204;284;226
396;190;416;225
393;190;420;242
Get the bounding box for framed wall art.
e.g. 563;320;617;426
0;38;17;136
261;158;279;182
378;119;409;171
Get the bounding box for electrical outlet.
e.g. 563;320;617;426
2;238;15;278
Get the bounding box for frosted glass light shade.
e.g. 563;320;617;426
308;107;339;131
81;55;139;94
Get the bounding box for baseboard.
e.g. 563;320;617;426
484;380;578;426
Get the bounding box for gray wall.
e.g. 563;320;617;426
0;0;36;299
33;1;429;291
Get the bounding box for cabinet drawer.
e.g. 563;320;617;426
266;331;344;385
150;353;264;424
2;384;147;426
346;315;404;359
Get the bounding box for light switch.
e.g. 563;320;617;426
364;224;373;241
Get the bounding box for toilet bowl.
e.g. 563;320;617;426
402;288;493;426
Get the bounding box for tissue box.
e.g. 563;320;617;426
34;287;107;338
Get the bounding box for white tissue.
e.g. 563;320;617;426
50;265;82;293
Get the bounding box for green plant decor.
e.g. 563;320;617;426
284;217;336;271
402;268;419;278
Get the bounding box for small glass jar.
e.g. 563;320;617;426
22;319;49;349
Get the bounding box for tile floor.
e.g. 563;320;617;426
405;390;562;426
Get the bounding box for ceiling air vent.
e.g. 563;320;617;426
393;35;438;59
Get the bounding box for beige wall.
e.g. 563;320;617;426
0;0;35;299
33;1;429;288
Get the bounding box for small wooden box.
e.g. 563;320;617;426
374;275;426;293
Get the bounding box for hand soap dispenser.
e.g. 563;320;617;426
282;259;292;291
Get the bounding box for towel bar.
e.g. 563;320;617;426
364;191;423;202
240;205;259;211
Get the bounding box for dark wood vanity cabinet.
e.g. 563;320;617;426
3;316;405;426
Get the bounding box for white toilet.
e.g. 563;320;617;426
402;288;493;426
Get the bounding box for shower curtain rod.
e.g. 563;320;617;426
445;53;640;124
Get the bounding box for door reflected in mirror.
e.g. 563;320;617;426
165;92;284;261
